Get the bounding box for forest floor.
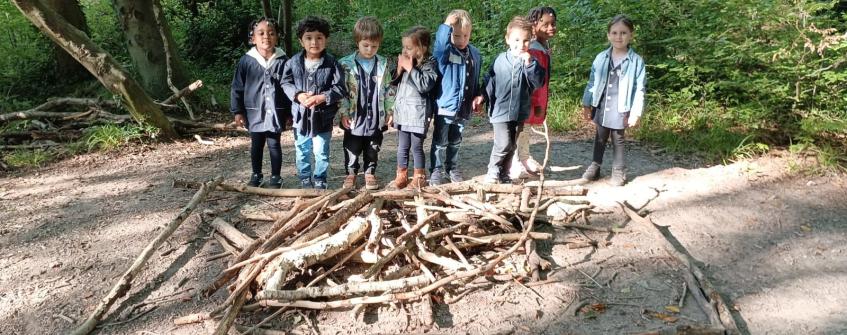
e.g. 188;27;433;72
1;123;845;335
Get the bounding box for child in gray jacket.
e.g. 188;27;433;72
482;17;545;184
390;26;439;189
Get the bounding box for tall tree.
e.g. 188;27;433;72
112;0;191;100
278;0;293;54
46;0;90;82
10;0;177;138
260;0;273;19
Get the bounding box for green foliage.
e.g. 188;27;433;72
83;123;159;151
3;149;53;168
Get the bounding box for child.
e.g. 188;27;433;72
511;6;557;179
429;9;484;185
231;17;290;188
580;15;646;186
482;16;545;184
282;16;346;189
391;26;438;189
338;17;394;190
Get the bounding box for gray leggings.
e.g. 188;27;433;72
592;125;625;168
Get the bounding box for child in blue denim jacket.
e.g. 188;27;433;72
580;15;646;186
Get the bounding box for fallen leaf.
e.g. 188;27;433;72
664;305;680;313
800;225;812;232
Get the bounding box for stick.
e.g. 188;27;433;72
210;218;254;250
305;243;365;287
160;80;204;106
71;176;222;335
257;275;431;301
552;223;631;233
620;202;740;334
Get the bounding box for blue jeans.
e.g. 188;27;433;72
429;115;465;172
294;130;331;181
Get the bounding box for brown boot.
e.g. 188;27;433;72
364;174;379;190
342;174;357;189
394;167;409;189
409;168;428;189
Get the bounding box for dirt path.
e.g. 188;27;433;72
0;126;845;334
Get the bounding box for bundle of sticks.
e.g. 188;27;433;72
177;180;588;334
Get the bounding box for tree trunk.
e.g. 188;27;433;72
112;0;191;99
278;0;293;54
46;0;90;82
11;0;177;138
260;0;273;19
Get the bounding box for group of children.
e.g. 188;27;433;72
230;7;646;189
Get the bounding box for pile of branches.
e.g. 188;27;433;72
0;80;234;152
175;179;588;334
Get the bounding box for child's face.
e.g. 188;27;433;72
451;26;471;50
533;13;557;41
506;28;532;55
401;37;422;60
607;22;632;51
252;21;278;52
299;31;327;58
357;39;381;59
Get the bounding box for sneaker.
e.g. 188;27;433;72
299;177;313;189
448;169;464;183
609;167;626;186
524;158;541;174
342;174;357;189
313;179;328;190
266;175;282;189
364;174;380;190
248;173;263;187
581;162;601;181
499;175;513;184
429;168;445;186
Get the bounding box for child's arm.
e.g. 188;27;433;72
230;58;248;128
383;58;397;127
528;49;550;117
281;60;304;105
522;55;545;93
309;61;347;110
482;61;496;116
628;58;647;127
581;60;598;122
433;19;456;63
406;59;439;94
338;63;354;129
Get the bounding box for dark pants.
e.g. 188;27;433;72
430;115;464;172
487;121;523;178
343;131;383;175
250;131;282;176
397;130;426;169
593;125;625;168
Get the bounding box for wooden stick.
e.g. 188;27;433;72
258;275;431;301
172;179;331;198
292;191;374;244
71;176;222;335
210;218;254;250
202;237;264;297
552;223;632;233
160;80;203;105
305;243;365;288
620;202;740;334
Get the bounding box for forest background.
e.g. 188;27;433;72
1;0;845;170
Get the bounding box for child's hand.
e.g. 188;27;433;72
398;54;412;72
341;115;351;129
296;92;313;105
518;51;532;65
627;115;640;128
533;106;544;118
234;114;246;128
444;13;459;26
472;96;484;113
305;94;327;107
582;106;593;123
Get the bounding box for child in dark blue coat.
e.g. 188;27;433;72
231;17;291;188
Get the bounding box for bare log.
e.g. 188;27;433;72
210;218;254;250
173;179;331;198
257;275;431;301
452;232;552;249
292;191;374;244
262;216;371;291
71;176;222;335
160;80;203;105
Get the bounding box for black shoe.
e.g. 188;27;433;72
499;176;513;184
299;177;313;189
248;173;263;187
313;179;328;189
266;175;282;189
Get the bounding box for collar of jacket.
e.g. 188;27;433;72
247;47;286;69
